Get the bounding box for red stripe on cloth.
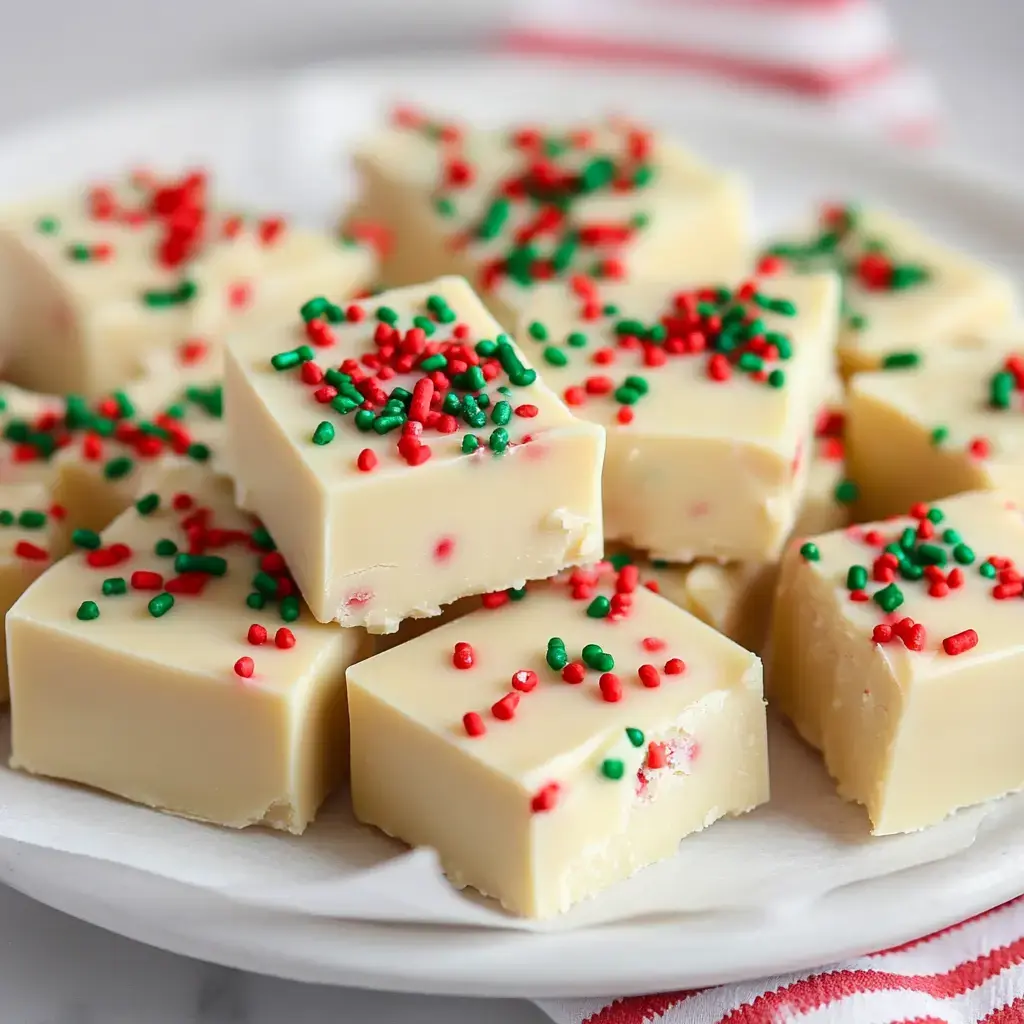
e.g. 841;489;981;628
980;994;1024;1023
890;1018;951;1024
718;936;1024;1022
583;990;701;1024
502;31;898;97
871;896;1024;957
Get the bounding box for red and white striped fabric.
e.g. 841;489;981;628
536;897;1024;1024
502;0;940;143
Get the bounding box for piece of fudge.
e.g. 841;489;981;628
771;490;1024;834
514;270;839;562
347;563;768;917
847;338;1024;521
353;107;750;327
0;170;377;397
225;276;605;630
8;466;370;832
763;204;1016;377
0;481;63;701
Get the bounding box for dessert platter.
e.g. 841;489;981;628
0;56;1023;997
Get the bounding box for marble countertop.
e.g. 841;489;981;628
0;2;1021;1021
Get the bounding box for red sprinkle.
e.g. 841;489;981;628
130;570;163;591
172;493;193;511
452;642;475;670
275;627;296;649
599;672;623;702
638;664;661;689
234;657;254;678
491;692;520;721
462;711;486;737
511;669;538;693
14;541;47;561
530;782;560;814
664;658;685;675
872;623;893;644
646;742;668;770
902;622;927;652
642;636;666;652
247;624;268;645
356;449;377;473
481;591;510;609
433;536;455;562
942;629;978;656
562;661;586;684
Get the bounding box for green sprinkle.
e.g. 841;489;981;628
799;542;820;562
491;400;512;426
252;571;279;596
926;507;944;524
607;552;634;570
411;315;436;336
375;305;399;325
546;644;568;671
155;538;178;557
187;443;211;463
373;414;405;434
434;196;456;218
767;369;786;388
102;577;127;596
300;296;329;321
174;554;228;576
488;427;509;453
104;456;133;480
72;528;102;550
873;582;904;613
270;346;313;371
586;596;611;618
0;511;11;526
330;396;359;416
462;434;479;454
567;331;588;348
848;313;868;331
931;426;949;446
834;480;859;504
354;409;375;431
312;421;335;445
135;492;160;516
250;527;275;551
917;543;947;566
601;759;625;781
419;353;447;372
36;216;59;234
76;600;100;621
899;527;917;551
507;586;527;601
280;596;300;622
626;727;645;748
738;352;763;373
899;561;924;581
528;321;548;341
942;528;961;544
980;561;997;579
882;351;921;370
543;346;568;367
246;592;266;610
17;510;46;529
846;565;868;590
990;371;1015;409
953;543;975;565
147;593;174;618
614;385;642;405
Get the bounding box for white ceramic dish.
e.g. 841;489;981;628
0;56;1022;999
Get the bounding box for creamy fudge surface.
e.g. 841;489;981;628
771;490;1024;835
8;466;370;832
0;170;377;397
347;563;768;917
764;204;1016;377
226;276;604;630
354;108;751;326
848;340;1024;520
514;270;840;562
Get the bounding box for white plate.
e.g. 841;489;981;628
0;56;1023;999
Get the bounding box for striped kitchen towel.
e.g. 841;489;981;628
537;896;1024;1023
502;0;940;143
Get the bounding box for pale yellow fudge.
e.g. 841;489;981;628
0;481;63;701
763;203;1016;377
847;340;1024;521
225;276;605;630
348;564;768;917
8;466;370;832
514;271;840;562
353;107;750;327
771;490;1024;834
0;170;377;397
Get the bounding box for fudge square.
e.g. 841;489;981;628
225;276;605;631
763;203;1016;378
0;169;376;397
0;482;64;702
514;270;840;562
770;490;1024;835
347;563;768;918
353;107;750;327
8;466;370;833
847;338;1024;521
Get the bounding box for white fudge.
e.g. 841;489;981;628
8;466;371;832
225;276;605;630
763;204;1016;377
514;271;840;562
347;564;768;917
771;491;1024;834
0;170;376;396
353;107;751;326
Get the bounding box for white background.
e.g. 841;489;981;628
0;2;1020;1022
